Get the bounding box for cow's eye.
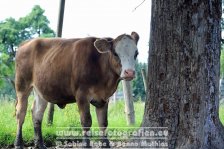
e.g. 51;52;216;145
134;51;138;59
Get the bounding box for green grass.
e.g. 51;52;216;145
219;104;224;125
0;98;145;147
3;98;223;147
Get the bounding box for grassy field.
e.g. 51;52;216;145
1;98;224;148
0;98;145;147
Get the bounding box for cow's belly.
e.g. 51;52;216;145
33;85;76;105
88;86;116;101
90;99;106;108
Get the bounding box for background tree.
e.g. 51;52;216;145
0;5;55;96
0;18;25;95
19;5;55;37
140;0;224;148
132;62;147;101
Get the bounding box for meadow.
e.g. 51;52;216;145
0;97;145;147
1;98;224;148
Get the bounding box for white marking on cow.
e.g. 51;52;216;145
115;36;138;78
32;89;48;122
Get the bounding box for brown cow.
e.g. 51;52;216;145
14;32;139;149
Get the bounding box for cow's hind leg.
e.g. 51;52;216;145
95;102;110;148
15;90;31;149
31;90;48;149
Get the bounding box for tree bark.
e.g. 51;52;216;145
122;80;135;125
141;0;224;148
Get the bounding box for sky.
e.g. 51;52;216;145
0;0;151;63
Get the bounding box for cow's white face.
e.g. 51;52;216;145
94;32;139;81
114;36;138;80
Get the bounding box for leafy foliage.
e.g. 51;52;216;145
132;62;147;101
220;2;224;75
19;5;55;37
221;48;224;78
0;5;55;96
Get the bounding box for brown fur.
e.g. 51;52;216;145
15;37;120;107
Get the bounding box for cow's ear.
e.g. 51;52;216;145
94;39;112;53
131;32;139;45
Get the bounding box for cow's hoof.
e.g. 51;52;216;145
14;139;24;149
14;145;24;149
101;138;110;148
83;138;91;148
34;144;47;149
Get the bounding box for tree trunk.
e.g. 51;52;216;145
122;80;135;125
141;0;224;148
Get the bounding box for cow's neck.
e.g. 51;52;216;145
99;53;120;99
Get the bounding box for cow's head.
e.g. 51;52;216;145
94;32;139;81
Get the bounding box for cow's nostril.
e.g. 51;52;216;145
124;69;135;77
124;70;128;75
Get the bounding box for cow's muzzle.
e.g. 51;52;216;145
122;69;135;81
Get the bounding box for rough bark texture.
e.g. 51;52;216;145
122;80;135;125
141;0;224;148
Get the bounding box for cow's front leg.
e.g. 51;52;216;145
31;91;48;149
77;98;92;148
95;102;110;148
